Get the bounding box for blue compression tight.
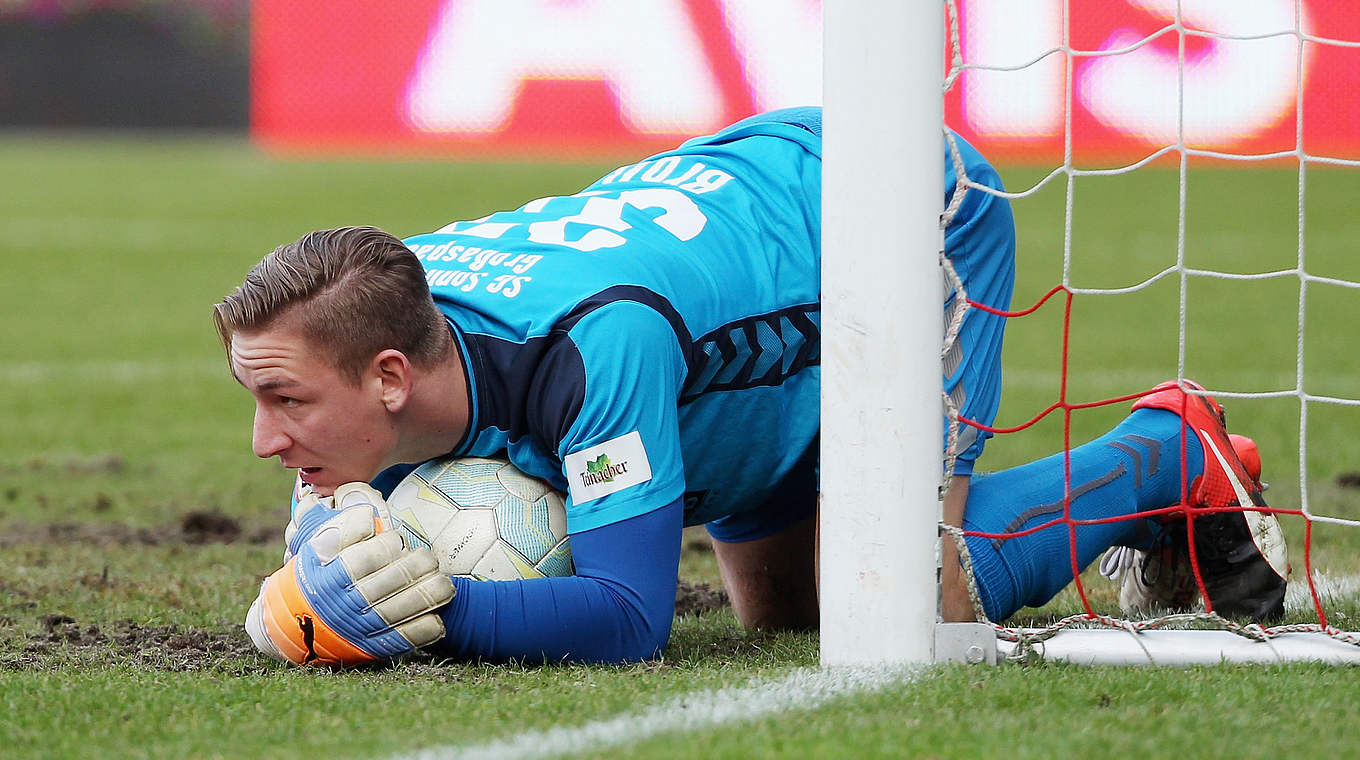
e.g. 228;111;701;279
962;408;1205;621
430;497;684;664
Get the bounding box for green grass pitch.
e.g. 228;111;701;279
2;135;1360;758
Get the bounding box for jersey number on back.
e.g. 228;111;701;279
444;188;707;252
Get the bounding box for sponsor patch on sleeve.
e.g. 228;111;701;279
563;431;653;505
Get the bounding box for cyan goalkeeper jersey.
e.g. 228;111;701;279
398;108;824;534
374;106;1012;536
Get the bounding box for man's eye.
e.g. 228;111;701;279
279;396;301;407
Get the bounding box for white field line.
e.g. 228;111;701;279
386;665;922;760
1286;571;1360;612
387;574;1359;760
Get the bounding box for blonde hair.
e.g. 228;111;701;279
212;226;450;381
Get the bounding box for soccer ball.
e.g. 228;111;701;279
385;456;573;580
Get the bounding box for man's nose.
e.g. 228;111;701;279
252;407;291;459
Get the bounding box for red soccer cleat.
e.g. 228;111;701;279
1128;380;1288;622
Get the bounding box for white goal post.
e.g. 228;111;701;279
820;0;945;666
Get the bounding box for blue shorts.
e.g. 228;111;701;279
705;437;818;543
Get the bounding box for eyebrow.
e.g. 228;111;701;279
253;378;300;393
231;370;299;393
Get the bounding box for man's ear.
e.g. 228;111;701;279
372;350;414;412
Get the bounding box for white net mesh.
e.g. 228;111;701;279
939;0;1360;661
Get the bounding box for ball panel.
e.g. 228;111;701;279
496;463;552;502
429;509;500;576
544;490;568;538
428;458;512;507
470;541;545;581
387;477;457;548
534;540;574;577
495;494;560;562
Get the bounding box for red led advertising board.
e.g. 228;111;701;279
252;0;1360;163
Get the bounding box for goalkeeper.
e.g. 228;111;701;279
216;107;1285;667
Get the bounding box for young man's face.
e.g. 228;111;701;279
229;322;397;497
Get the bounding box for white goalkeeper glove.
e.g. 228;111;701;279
246;483;453;666
283;480;398;561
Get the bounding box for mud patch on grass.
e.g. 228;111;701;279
3;616;267;673
10;453;127;475
0;511;280;547
180;510;244;544
675;578;729;617
1337;472;1360;489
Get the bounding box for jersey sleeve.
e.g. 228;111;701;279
942;132;1016;474
549;299;691;533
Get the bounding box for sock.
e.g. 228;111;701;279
961;408;1205;621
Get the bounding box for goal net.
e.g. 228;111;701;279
935;0;1360;665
